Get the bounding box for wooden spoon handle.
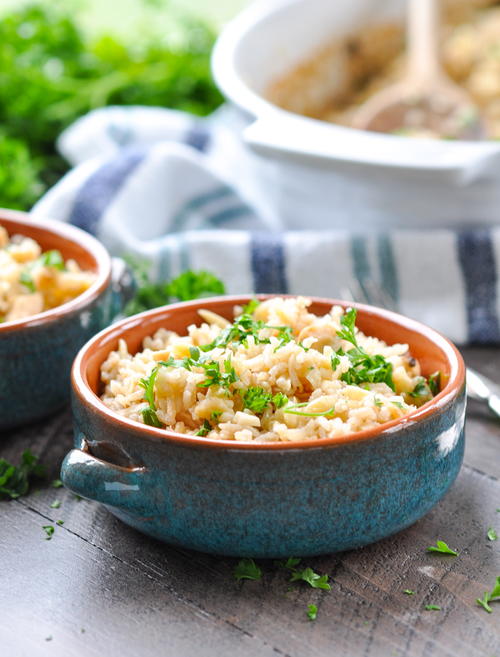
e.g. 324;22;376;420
407;0;442;86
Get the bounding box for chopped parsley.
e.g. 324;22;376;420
19;269;36;292
50;500;61;509
195;420;212;437
426;540;458;556
283;403;336;418
272;392;289;409
233;558;262;582
476;576;500;613
56;519;64;526
409;378;431;398
0;450;45;500
40;249;65;270
424;604;441;611
51;479;63;489
242;298;260;315
403;589;415;596
139;367;162;427
307;604;318;621
42;525;55;540
200;313;293;352
197;358;238;389
242;387;272;413
392;401;406;410
487;527;498;541
333;308;395;390
428;371;441;396
210;411;222;422
19;249;65;292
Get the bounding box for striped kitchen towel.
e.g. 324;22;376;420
32;105;500;345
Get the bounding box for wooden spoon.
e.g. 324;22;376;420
352;0;483;139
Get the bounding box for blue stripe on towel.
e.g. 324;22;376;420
170;186;235;233
377;235;399;305
457;229;500;343
351;236;370;285
250;233;288;294
184;123;211;152
69;148;145;235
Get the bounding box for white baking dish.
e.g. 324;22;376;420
212;0;500;231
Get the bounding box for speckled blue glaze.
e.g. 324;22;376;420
0;212;134;432
0;289;114;431
62;385;466;557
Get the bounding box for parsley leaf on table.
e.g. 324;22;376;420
289;567;331;590
426;540;458;556
42;525;55;540
0;450;45;500
307;604;318;621
404;589;415;595
476;576;500;613
233;558;262;582
487;527;498;541
424;604;441;611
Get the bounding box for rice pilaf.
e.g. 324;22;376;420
100;297;435;442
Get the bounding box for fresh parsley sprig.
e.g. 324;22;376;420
0;450;45;500
332;308;395;390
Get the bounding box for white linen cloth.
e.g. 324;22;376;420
32;105;500;344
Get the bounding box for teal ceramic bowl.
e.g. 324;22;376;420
62;296;466;557
0;209;117;431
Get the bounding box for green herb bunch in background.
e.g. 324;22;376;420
0;2;222;210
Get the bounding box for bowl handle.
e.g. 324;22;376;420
110;257;136;319
61;446;149;514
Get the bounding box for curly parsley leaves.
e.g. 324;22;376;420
332;308;395;390
0;450;45;500
242;387;272;413
124;264;225;316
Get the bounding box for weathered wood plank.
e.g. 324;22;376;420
0;346;499;657
1;466;498;657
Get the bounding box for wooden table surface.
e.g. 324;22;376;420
1;347;499;657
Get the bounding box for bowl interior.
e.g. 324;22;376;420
1;212;98;273
81;296;456;400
